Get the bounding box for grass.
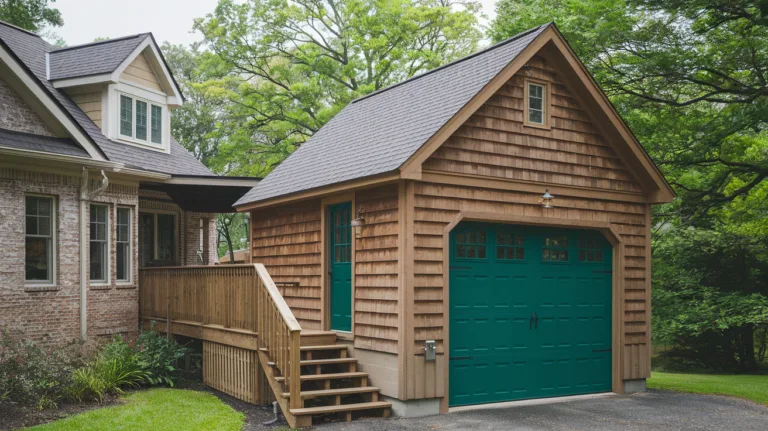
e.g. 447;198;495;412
26;388;245;431
648;371;768;406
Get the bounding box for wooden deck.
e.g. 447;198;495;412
139;264;390;428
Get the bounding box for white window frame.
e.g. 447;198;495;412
24;194;56;286
524;78;551;129
116;206;133;284
89;203;110;285
117;91;165;147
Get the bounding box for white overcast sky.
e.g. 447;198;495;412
54;0;498;47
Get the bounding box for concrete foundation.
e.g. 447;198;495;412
624;379;647;393
383;396;441;418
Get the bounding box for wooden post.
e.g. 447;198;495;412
289;330;302;409
166;270;171;339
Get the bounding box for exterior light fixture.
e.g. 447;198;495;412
540;188;554;209
351;206;365;239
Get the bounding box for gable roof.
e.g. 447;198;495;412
49;34;148;80
0;20;211;176
235;25;550;207
235;23;674;208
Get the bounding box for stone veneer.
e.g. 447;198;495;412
0;77;55;136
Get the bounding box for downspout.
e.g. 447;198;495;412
79;168;109;339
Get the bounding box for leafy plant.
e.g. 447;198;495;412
0;329;85;409
134;330;188;387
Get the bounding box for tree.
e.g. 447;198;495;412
0;0;62;32
193;0;483;175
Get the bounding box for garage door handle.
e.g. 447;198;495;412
450;356;472;361
534;312;539;329
529;313;534;329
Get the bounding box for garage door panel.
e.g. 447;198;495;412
449;223;612;407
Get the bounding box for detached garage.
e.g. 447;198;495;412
235;23;674;415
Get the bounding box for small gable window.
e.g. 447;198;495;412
118;92;163;146
525;79;549;128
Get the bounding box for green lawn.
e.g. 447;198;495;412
648;371;768;406
27;388;245;431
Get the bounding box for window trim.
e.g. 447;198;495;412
116;91;164;148
523;78;551;129
116;206;133;284
24;194;56;286
89;203;110;285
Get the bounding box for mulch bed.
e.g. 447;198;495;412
0;397;120;431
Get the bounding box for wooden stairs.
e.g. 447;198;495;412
259;330;391;428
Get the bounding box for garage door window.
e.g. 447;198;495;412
542;235;569;262
496;232;524;260
578;237;604;262
455;231;486;259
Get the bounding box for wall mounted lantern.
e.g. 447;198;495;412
540;188;554;209
351;206;365;239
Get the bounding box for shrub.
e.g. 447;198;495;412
0;329;86;409
134;329;188;387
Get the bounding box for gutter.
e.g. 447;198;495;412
0;146;171;181
79;168;109;339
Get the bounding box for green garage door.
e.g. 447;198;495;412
449;222;612;407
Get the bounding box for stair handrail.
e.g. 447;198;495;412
253;263;302;409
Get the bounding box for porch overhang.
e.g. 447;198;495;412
142;175;261;213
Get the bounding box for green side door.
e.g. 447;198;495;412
449;222;612;407
328;202;352;332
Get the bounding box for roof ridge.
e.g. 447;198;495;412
51;33;149;53
0;19;43;38
352;24;548;104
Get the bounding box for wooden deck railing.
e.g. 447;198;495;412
139;264;302;406
139;264;259;331
253;264;302;409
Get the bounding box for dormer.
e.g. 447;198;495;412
48;34;182;154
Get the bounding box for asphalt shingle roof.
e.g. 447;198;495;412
0;22;212;176
235;24;549;207
48;34;148;80
0;128;89;157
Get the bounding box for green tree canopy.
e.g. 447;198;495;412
0;0;62;32
193;0;483;176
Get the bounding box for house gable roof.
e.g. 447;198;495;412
235;24;674;209
49;34;147;80
234;25;550;208
0;20;210;176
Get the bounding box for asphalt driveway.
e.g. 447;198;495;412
314;390;768;431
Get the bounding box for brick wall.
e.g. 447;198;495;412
0;168;140;344
0;77;55;136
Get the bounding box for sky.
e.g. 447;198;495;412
53;0;498;47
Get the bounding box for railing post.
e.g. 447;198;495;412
165;270;171;339
289;329;301;409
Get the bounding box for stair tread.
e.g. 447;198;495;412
300;345;347;351
280;386;380;399
291;401;391;416
301;358;357;365
267;357;357;368
274;372;368;382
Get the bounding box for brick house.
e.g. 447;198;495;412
0;21;257;344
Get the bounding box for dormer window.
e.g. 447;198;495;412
118;93;163;145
